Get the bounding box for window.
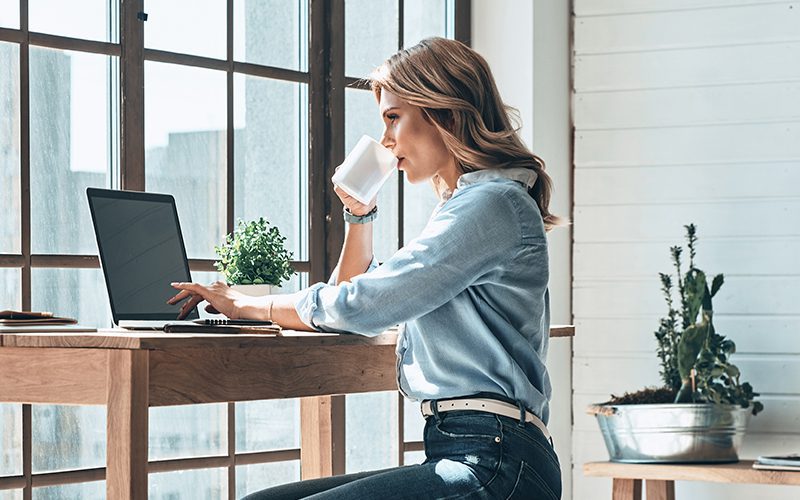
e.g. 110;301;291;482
0;1;469;497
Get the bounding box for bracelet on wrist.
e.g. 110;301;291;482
343;205;378;224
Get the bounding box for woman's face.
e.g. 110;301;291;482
378;89;457;185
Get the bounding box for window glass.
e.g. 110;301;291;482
145;0;225;59
32;268;111;328
0;404;22;477
0;491;22;500
404;450;425;465
345;88;398;262
149;404;227;461
30;48;115;255
234;75;308;260
274;272;307;295
32;481;104;500
403;0;448;48
30;0;115;42
345;0;398;78
0;268;21;311
0;42;20;254
145;62;227;260
0;1;19;29
403;396;425;443
149;467;227;499
345;391;399;473
31;406;105;473
236;399;300;453
236;461;300;498
234;0;308;71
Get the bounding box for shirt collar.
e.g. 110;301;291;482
451;167;538;195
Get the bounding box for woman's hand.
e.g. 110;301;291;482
167;281;252;320
333;183;376;216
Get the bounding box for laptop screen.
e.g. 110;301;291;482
87;188;198;322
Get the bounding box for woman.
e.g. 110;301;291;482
170;37;562;499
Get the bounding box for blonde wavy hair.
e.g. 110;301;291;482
369;37;561;232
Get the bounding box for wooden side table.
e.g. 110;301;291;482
584;461;800;500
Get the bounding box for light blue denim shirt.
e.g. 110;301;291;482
295;168;552;423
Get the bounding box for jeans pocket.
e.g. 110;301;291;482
433;413;501;440
505;461;561;500
426;413;503;486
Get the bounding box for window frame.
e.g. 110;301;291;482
0;0;470;495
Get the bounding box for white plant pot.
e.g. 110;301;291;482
230;284;273;297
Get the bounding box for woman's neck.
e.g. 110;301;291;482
437;160;462;192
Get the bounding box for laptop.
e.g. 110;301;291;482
87;188;200;330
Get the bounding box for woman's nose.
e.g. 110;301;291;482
380;129;394;150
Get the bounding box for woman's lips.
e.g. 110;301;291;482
397;158;405;169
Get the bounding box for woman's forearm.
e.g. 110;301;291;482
237;292;313;331
331;221;374;284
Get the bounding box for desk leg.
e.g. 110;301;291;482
106;350;149;500
300;396;344;479
612;478;642;500
646;479;675;500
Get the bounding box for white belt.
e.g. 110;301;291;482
421;398;551;442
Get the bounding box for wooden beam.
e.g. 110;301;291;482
120;0;145;191
300;395;345;479
612;478;642;500
0;348;108;404
584;461;800;486
28;32;120;56
646;479;675;500
147;344;397;406
106;350;149;500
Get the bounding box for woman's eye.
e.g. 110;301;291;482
387;114;398;122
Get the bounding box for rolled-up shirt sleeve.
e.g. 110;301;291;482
294;185;523;336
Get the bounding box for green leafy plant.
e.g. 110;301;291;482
214;217;295;286
654;224;763;415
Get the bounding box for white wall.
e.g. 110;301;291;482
473;2;574;499
573;0;800;499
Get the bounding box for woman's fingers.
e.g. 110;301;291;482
334;186;376;216
169;281;240;319
177;294;204;320
166;288;192;305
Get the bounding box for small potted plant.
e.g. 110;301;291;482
214;217;295;296
588;224;763;463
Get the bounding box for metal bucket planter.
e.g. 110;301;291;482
591;403;750;463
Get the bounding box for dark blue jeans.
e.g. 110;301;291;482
242;409;561;499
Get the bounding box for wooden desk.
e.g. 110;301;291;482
584;460;800;500
0;325;574;499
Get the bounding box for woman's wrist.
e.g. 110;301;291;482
233;296;271;321
343;205;378;224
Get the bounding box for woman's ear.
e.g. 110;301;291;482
425;109;455;133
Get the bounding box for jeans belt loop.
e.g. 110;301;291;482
429;398;442;424
517;400;526;428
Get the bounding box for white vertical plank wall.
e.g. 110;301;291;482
572;1;800;499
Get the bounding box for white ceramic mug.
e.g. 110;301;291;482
331;135;398;204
